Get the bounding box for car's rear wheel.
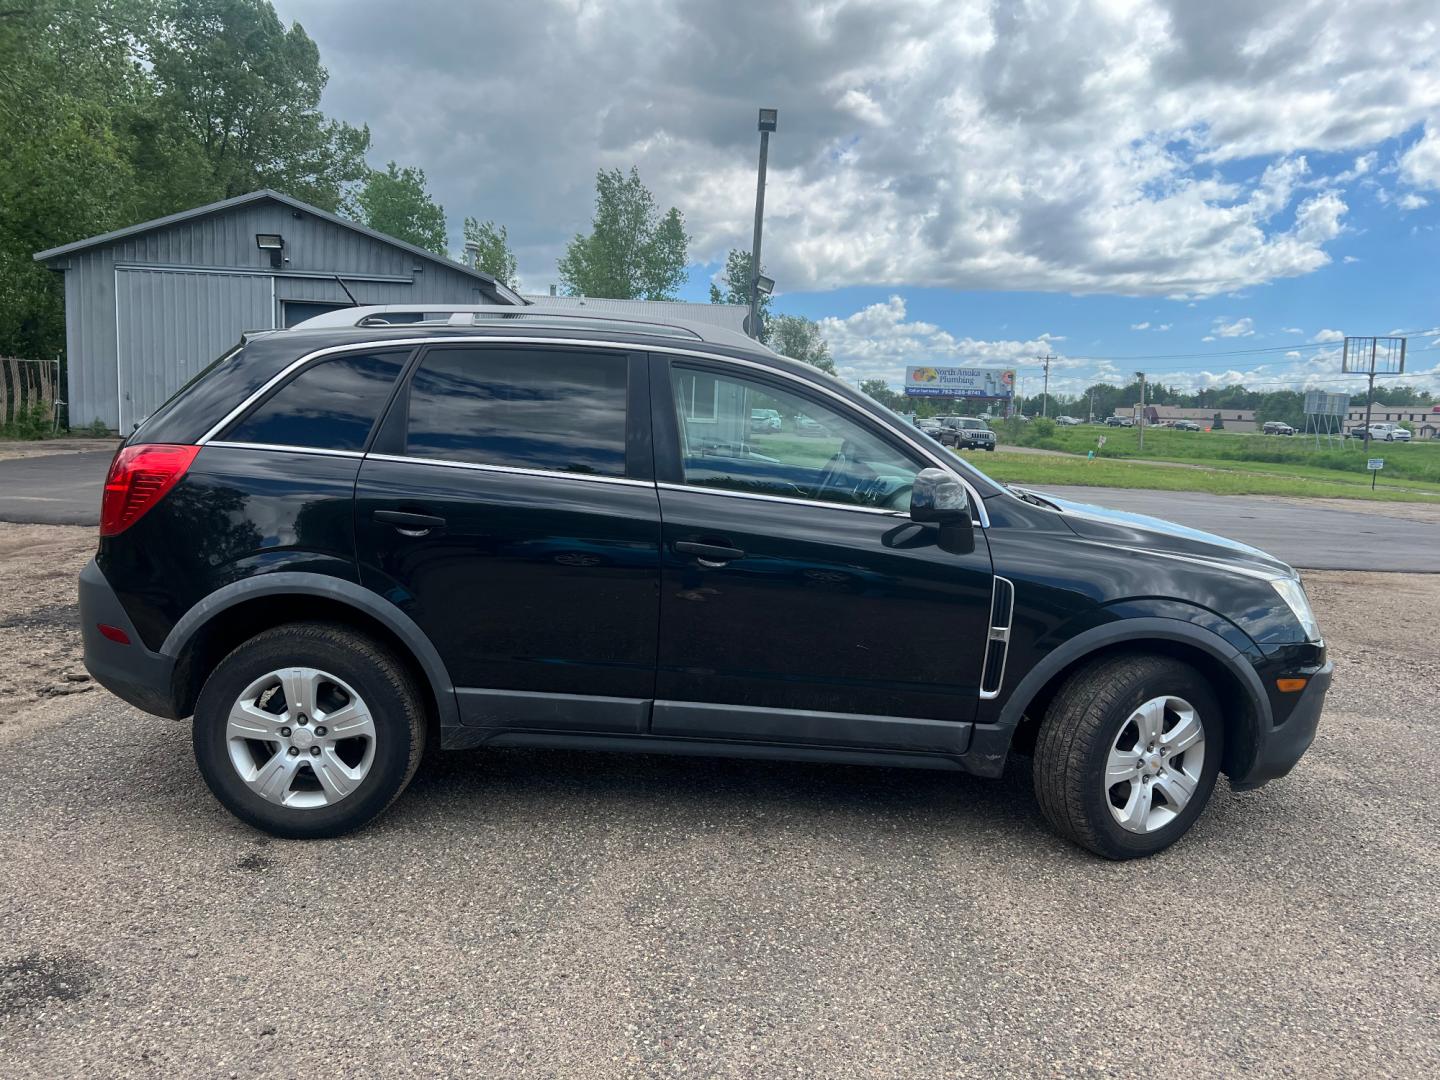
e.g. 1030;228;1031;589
1033;653;1223;859
193;622;425;838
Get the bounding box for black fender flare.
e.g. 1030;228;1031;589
996;616;1272;736
160;572;459;728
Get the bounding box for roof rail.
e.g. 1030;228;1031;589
288;303;767;348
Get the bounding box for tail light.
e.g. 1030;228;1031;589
100;443;200;537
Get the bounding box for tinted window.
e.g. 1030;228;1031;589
224;351;406;450
405;347;627;476
670;365;922;510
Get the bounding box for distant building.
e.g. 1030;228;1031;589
1345;405;1440;439
35;189;520;432
1121;404;1257;433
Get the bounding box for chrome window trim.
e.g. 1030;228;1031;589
365;452;654;489
204;440;366;459
193;334;990;526
656;482;908;517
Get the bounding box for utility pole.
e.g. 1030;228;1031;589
1362;337;1378;446
1037;353;1055;417
1136;371;1146;452
1087;388;1094;423
749;108;778;340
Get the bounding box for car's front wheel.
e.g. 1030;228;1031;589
193;622;426;839
1033;653;1223;859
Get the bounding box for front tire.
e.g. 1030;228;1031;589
1033;654;1223;859
193;622;426;839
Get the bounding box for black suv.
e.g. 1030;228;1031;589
80;306;1331;858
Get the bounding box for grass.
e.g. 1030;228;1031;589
961;449;1440;503
1002;424;1440;486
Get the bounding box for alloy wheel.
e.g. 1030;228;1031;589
1104;695;1207;834
224;667;377;809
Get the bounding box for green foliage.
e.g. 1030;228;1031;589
1027;416;1057;440
709;248;771;338
462;218;518;288
357;162;448;255
769;314;835;374
0;404;54;441
860;379;905;412
85;417;113;437
558;168;689;300
0;0;374;366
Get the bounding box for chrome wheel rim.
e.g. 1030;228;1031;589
1105;695;1206;834
225;667;376;809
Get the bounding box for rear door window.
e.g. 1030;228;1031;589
222;350;407;451
400;346;629;477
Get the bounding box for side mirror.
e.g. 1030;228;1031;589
910;468;970;525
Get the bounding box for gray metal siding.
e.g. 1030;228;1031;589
56;197;493;429
115;270;274;431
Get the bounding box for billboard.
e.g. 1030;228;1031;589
1303;390;1349;417
904;367;1016;398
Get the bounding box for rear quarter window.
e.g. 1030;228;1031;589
221;350;407;451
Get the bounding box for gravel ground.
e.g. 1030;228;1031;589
0;524;1436;1079
0;438;118;464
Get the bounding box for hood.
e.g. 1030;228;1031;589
1012;487;1296;579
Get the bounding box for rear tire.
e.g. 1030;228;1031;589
1033;653;1223;859
193;622;426;839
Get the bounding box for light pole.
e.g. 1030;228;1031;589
749;108;778;339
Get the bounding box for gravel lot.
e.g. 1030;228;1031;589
0;523;1436;1078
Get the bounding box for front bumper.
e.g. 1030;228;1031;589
1229;661;1333;791
79;558;180;718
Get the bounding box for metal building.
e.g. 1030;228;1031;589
34;189;520;432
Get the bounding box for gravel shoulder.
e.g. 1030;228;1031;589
0;438;118;463
0;524;1436;1078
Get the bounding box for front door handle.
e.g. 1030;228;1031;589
374;509;446;536
674;540;745;567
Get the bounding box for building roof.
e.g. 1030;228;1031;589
521;294;749;335
32;189;522;304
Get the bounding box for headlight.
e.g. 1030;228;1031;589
1270;577;1322;643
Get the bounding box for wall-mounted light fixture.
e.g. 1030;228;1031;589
255;233;284;269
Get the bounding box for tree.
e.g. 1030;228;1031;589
770;314;835;374
709;248;771;339
463;217;518;288
558;167;689;300
860;379;905;413
356;162;448;255
147;0;370;212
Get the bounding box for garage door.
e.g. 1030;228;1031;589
115;269;274;432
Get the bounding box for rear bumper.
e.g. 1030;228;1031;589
79;559;180;718
1229;661;1333;791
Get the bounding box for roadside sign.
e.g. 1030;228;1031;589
1367;458;1384;470
1097;435;1107;448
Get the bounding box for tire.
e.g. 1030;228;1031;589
193;622;426;839
1033;653;1224;859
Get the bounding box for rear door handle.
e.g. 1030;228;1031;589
674;540;745;567
374;509;446;536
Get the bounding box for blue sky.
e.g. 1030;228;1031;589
278;0;1440;398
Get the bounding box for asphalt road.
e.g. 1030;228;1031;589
0;451;111;526
1;528;1437;1078
1;451;1436;571
1038;485;1440;572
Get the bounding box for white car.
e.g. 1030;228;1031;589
1368;423;1412;442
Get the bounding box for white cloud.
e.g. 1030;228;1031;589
1130;321;1151;330
1397;192;1429;210
1154;323;1172;331
277;0;1440;297
818;296;1060;385
1399;123;1440;191
1283;327;1304;334
1311;328;1345;343
1212;316;1255;338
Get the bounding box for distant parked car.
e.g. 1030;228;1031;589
1055;415;1081;426
915;417;942;436
750;408;782;433
1371;423;1412;442
933;416;997;451
1105;416;1135;427
1173;420;1202;432
795;415;826;436
1263;421;1296;436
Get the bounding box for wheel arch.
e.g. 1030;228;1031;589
1000;618;1271;779
162;573;458;731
